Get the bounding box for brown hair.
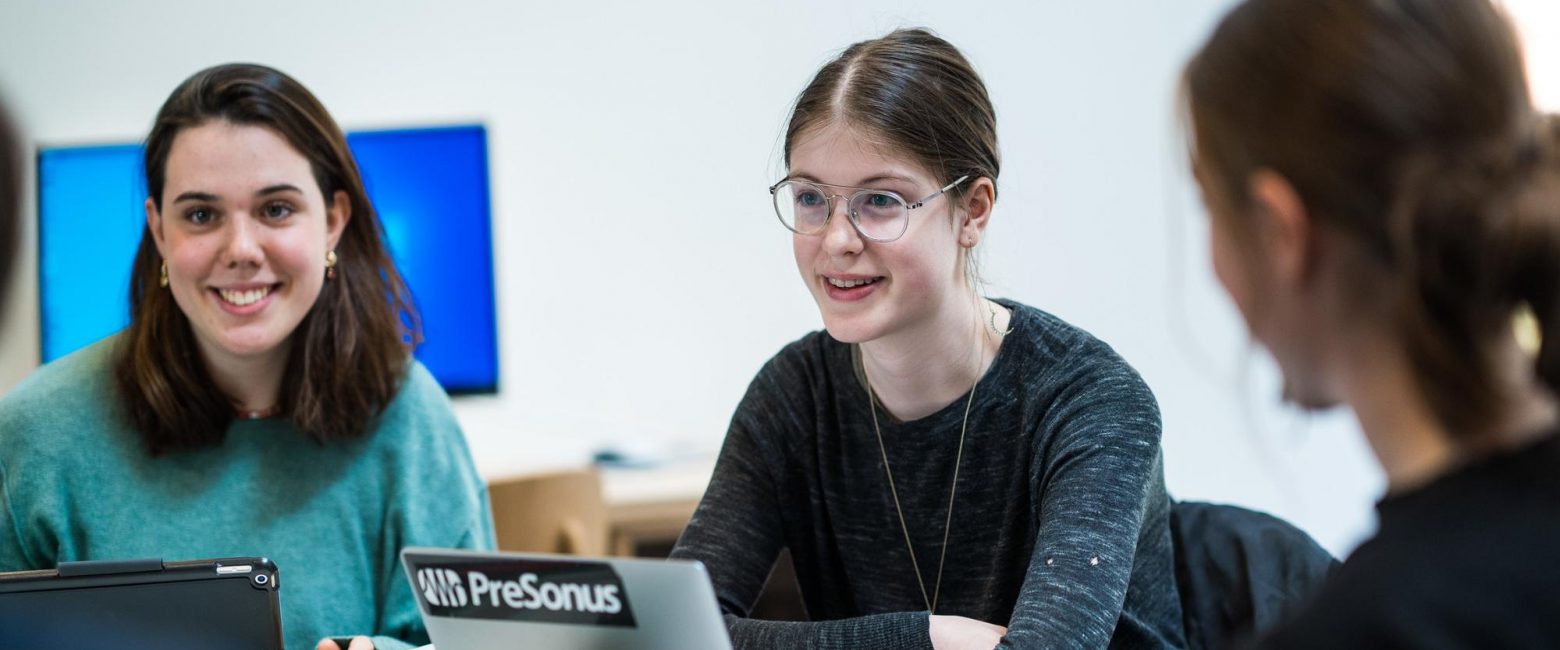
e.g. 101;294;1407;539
0;98;17;309
784;28;1000;205
116;63;420;454
1185;0;1560;444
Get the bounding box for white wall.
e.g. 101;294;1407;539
0;0;1394;555
1506;0;1560;111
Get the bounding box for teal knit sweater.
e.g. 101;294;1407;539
0;337;495;650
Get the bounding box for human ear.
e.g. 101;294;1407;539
144;197;167;256
956;177;996;248
326;190;352;251
1247;170;1313;287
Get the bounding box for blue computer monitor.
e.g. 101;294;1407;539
36;124;499;394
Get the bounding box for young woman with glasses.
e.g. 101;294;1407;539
0;64;494;650
670;29;1183;650
1185;0;1560;646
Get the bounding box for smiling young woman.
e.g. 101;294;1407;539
670;29;1183;650
0;64;494;650
126;65;411;450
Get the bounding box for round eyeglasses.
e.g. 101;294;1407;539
769;175;970;242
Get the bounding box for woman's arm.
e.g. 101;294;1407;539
359;366;498;650
0;458;38;571
997;345;1180;649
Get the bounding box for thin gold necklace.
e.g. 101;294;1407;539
860;347;980;615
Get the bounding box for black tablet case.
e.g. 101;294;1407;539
0;557;283;650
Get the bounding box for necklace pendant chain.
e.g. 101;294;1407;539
862;348;979;616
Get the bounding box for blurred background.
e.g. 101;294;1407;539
0;0;1554;560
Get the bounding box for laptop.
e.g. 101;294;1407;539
0;556;284;650
401;547;734;650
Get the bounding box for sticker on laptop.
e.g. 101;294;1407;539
411;557;638;628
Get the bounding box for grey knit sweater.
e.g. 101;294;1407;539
671;300;1185;649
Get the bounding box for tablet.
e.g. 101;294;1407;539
0;556;284;650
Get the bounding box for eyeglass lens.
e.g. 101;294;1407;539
773;181;907;240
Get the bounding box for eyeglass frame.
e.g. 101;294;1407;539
768;174;972;243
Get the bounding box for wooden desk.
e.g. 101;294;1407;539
600;456;716;556
581;456;807;619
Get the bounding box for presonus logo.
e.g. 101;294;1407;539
410;557;637;627
417;568;469;608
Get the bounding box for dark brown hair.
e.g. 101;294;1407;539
1185;0;1560;444
784;28;1000;203
0;98;17;309
116;63;420;454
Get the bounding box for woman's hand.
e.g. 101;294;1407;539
315;636;373;650
929;614;1007;650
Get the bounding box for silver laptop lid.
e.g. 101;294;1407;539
401;547;733;650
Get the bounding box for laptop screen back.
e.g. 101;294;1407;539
402;547;733;650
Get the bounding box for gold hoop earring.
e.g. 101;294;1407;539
159;262;169;288
325;250;338;280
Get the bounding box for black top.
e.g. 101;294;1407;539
670;300;1184;649
1258;432;1560;649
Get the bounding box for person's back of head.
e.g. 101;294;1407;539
1184;0;1560;449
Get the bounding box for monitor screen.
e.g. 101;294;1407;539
36;125;499;394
